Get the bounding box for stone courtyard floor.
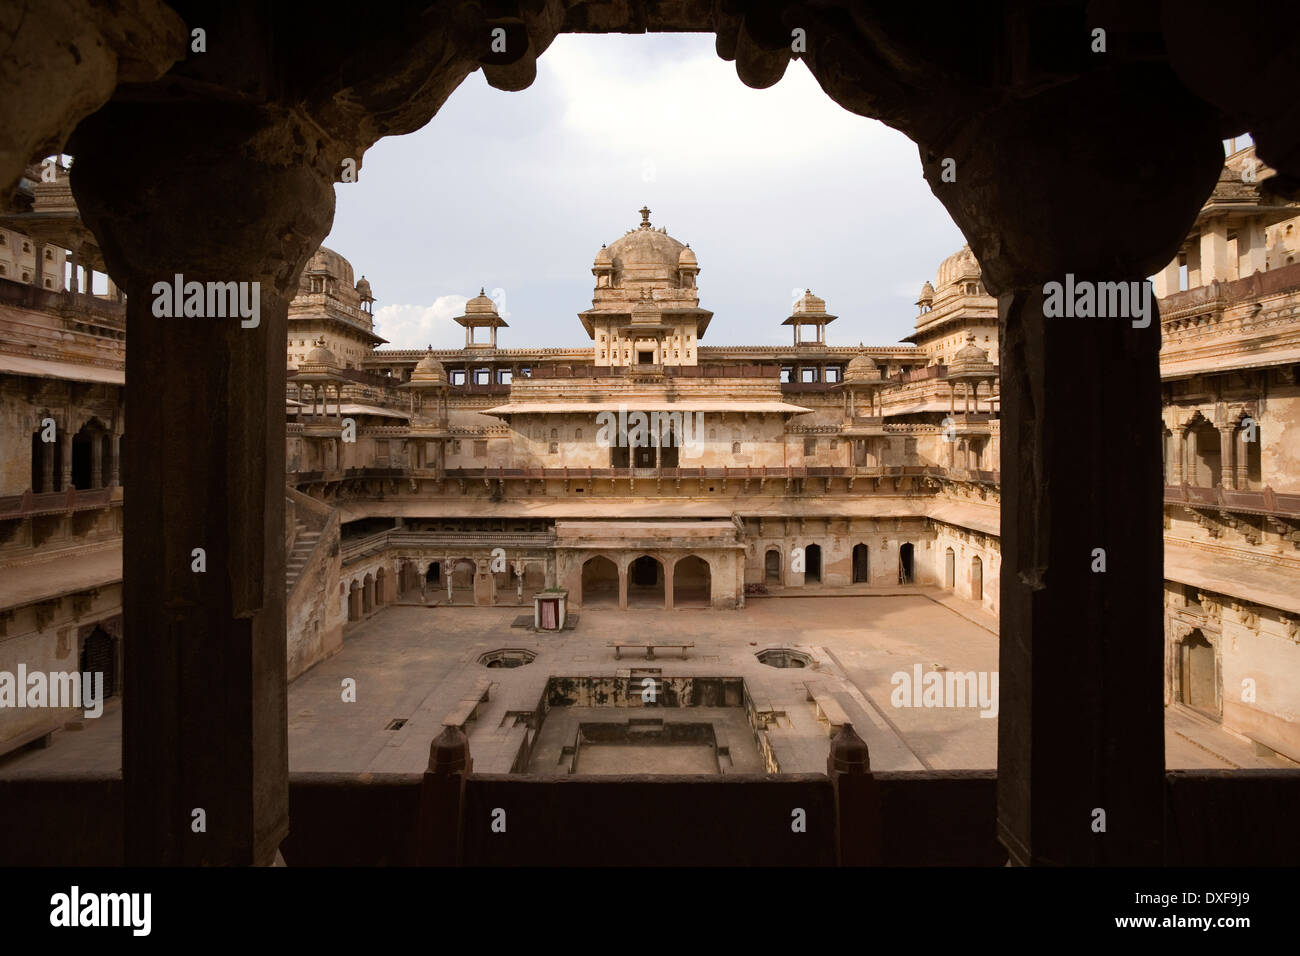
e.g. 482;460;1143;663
2;589;1294;776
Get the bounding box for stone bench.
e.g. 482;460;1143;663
805;683;850;732
441;677;493;729
606;641;694;660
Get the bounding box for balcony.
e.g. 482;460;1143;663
1164;484;1300;518
0;486;117;518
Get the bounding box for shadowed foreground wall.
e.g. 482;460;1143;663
2;770;1296;866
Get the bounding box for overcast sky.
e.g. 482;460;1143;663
323;32;967;353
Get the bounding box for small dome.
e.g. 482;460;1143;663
918;280;935;303
594;245;612;267
947;332;996;379
409;350;447;386
302;245;355;290
355;275;372;297
935;244;980;293
604;207;690;286
678;245;698;267
465;288;498;315
792;289;827;315
844;353;882;384
303;336;338;367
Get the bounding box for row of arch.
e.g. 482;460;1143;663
345;567;387;622
579;554;712;609
944;547;984;602
760;542;917;586
28;417;123;493
1163;411;1261;490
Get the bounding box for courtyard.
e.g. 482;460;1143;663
1;592;1289;778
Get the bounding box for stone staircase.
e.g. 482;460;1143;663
286;520;321;594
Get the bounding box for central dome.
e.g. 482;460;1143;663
603;206;689;288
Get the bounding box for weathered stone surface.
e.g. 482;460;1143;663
0;0;185;212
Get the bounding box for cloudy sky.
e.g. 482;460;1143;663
323;32;967;352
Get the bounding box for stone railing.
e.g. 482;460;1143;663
0;486;116;517
1165;483;1300;518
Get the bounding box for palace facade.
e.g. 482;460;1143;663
1;147;1298;764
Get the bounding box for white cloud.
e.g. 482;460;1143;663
325;33;967;350
373;296;467;350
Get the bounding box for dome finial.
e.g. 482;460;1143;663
638;205;652;228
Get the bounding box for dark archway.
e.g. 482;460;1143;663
580;555;618;607
898;543;914;584
764;548;781;585
362;573;374;615
804;544;821;584
80;627;118;700
71;420;106;489
425;561;441;584
673;555;711;608
375;567;386;606
852;543;869;584
1179;629;1219;720
628;555;665;608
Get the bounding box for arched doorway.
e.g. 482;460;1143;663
1179;629;1219;719
851;544;869;584
805;544;821;584
71;421;105;489
362;573;374;614
971;555;983;602
451;559;475;598
764;548;781;585
1187;417;1221;487
945;548;955;589
673;555;711;608
425;561;441;585
580;555;618;607
628;555;665;608
80;627;118;700
375;567;386;606
898;543;914;584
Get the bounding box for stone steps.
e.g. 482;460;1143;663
286;520;322;594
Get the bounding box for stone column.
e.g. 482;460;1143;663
618;562;628;610
1218;426;1234;490
90;432;103;487
59;419;72;490
109;432;120;487
67;247;79;294
1199;220;1230;284
1152;258;1181;298
1235;427;1250;489
417;726;470;865
33;241;44;288
1185;427;1198;485
917;74;1227;867
1185;240;1202;287
664;561;674;610
995;281;1168;866
1238;220;1267;276
69;101;335;866
41;433;55;492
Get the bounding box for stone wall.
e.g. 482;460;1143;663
0;586;121;756
285;489;343;681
